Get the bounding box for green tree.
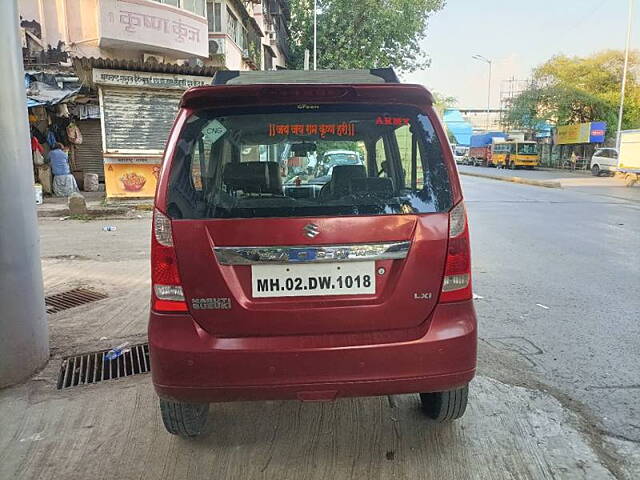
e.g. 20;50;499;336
431;92;458;143
504;50;640;136
432;92;457;116
288;0;445;72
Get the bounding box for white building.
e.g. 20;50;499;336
20;0;290;197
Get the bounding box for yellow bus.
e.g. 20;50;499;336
491;141;539;169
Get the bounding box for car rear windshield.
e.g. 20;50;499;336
166;105;452;219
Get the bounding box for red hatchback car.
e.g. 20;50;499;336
149;69;477;437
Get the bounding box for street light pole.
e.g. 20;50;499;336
0;0;49;387
313;0;317;70
616;0;634;153
472;55;492;132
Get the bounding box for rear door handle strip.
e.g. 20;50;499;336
214;241;411;265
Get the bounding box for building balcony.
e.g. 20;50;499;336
97;0;209;58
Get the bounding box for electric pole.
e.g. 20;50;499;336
616;0;634;153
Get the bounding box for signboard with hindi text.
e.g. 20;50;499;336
104;156;161;198
98;0;208;58
556;122;607;145
93;69;212;90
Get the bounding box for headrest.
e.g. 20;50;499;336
223;162;282;194
332;164;366;180
330;164;366;197
349;177;394;195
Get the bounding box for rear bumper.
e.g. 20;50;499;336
149;301;477;403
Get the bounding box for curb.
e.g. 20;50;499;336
459;171;562;189
37;207;132;218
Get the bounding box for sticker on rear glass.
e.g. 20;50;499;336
376;116;410;126
203;120;227;144
268;122;356;138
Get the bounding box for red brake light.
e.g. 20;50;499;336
153;299;188;313
151;209;188;312
440;202;472;303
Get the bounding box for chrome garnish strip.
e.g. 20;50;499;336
214;241;411;265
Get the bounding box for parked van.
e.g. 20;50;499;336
590;148;619;176
149;69;477;437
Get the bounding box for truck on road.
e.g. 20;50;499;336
468;132;507;166
618;130;640;187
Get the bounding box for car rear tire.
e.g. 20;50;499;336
159;398;209;437
420;385;469;422
591;165;600;176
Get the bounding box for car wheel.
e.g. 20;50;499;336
591;165;600;176
420;385;469;422
159;398;209;437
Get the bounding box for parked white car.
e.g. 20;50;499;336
590;148;618;176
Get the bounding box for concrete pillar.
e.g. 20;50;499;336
0;0;49;388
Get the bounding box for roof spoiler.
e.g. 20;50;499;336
212;68;400;85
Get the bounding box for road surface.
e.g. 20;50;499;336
463;175;640;448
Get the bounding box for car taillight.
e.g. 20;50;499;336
440;201;472;303
151;209;188;312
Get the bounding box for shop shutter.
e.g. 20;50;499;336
102;88;183;152
74;120;104;180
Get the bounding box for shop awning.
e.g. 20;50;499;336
25;74;80;108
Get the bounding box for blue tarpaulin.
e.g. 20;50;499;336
470;132;508;147
535;122;553;139
25;73;79;108
443;109;473;146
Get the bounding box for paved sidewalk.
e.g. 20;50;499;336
0;370;619;480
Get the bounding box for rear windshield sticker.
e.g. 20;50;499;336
268;123;356;138
203;120;227;144
376;116;410;126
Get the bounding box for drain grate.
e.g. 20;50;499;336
45;288;108;314
57;343;150;389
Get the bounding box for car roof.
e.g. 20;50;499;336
180;84;434;109
324;150;358;155
212;68;400;85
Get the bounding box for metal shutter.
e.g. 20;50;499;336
102;88;183;152
74;120;104;180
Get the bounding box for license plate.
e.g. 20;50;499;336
251;262;375;298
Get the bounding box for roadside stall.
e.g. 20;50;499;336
553;122;607;169
92;69;213;198
25;73;80;195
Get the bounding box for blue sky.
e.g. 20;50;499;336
402;0;639;109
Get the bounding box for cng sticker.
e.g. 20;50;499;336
203;120;227;144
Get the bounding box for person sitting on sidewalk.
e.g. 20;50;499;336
49;143;79;197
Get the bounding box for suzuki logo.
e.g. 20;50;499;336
303;223;320;238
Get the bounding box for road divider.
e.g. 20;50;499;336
459;171;562;188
